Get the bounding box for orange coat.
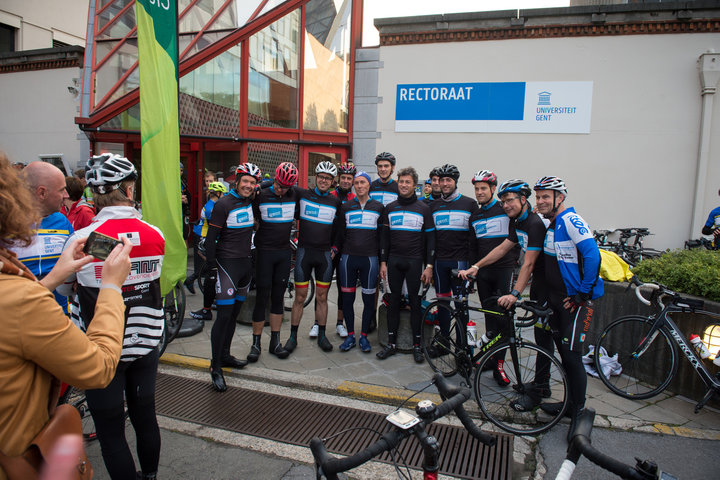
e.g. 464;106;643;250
0;275;125;477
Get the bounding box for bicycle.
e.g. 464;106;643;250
283;228;316;312
158;280;186;356
420;269;569;435
555;408;677;480
595;279;720;411
309;373;496;480
58;384;96;442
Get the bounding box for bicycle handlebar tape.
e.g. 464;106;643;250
311;431;405;477
433;374;496;446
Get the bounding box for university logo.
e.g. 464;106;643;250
267;207;282;218
474;222;487;235
236;211;249;223
538;91;551;106
390;216;404;226
305;205;319;217
436;215;450;226
348;214;362;224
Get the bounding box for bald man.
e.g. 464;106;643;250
11;161;74;313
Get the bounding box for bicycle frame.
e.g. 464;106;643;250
631;284;720;410
644;307;720;406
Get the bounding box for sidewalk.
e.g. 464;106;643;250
161;277;720;478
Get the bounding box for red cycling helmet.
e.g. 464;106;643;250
338;162;357;175
275;162;298;187
236;163;262;182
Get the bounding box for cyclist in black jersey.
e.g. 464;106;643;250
284;161;342;353
334;172;384;353
369;152;399;207
378;166;435;362
205;163;261;392
428;164;479;353
459;179;550;396
316;162;357;339
422;166;442;205
462;171;519;383
246;162;299;363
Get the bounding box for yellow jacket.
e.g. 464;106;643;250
0;274;125;473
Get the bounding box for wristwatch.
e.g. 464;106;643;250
511;289;521;299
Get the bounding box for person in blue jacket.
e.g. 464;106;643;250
534;176;603;442
11;161;74;313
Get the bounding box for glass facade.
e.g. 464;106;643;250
82;0;358;206
303;0;352;132
248;10;300;129
179;45;241;137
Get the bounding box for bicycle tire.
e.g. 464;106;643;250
159;282;186;356
595;315;678;400
420;301;469;378
473;342;568;435
59;387;97;442
284;262;315;312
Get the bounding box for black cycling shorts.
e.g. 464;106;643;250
295;247;333;287
215;257;252;306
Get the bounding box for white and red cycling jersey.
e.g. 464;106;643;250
59;206;165;362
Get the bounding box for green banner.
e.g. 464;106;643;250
136;0;185;295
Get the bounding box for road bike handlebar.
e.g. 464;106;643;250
309;373;495;478
556;409;675;480
629;278;705;312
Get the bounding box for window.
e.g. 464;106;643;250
0;23;16;53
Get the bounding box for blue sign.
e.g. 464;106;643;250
395;81;593;134
396;82;526;121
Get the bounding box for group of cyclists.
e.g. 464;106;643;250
187;150;604;443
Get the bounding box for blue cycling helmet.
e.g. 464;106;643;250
498;179;531;198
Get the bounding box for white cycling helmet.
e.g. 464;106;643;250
86;153;137;194
315;161;338;177
235;163;262;182
534;176;568;195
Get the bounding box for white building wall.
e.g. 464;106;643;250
375;33;720;249
0;67;87;170
0;0;88;49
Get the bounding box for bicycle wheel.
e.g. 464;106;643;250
595;315;677;400
60;387;97;442
284;262;315;312
420;301;468;378
159;281;186;355
473;342;568;435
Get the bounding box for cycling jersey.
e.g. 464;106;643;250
296;187;342;251
380;195;435;262
543;207;604;299
430;193;479;261
253;185;297;251
335;198;384;257
205;189;254;261
507;206;547;279
193;198;216;238
471;198;518;268
369;178;399;207
60;206;165;362
331;186;356;204
11;212;74;312
422;192;441;206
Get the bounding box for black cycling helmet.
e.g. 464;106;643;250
429;167;441;179
375;152;396;166
338;162;357;175
498;179;532;199
436;164;460;182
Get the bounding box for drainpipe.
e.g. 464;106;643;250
691;52;720;238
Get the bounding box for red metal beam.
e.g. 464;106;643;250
96;0;135;37
179;0;234;60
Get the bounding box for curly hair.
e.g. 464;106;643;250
0;152;40;247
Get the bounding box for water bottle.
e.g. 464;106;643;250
690;334;711;359
466;320;477;348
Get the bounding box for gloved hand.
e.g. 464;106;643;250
565;291;590;311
